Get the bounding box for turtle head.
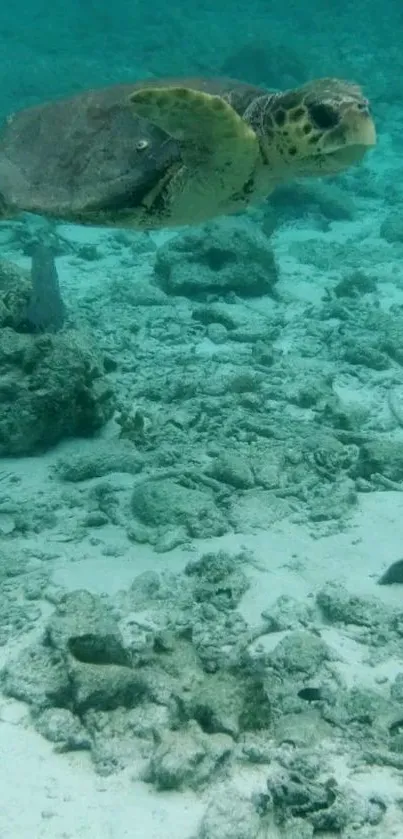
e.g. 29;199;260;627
259;78;376;179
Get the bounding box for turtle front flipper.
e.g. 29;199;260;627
128;86;260;226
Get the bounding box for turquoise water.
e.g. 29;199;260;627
0;3;403;837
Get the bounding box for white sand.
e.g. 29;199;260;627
1;470;403;838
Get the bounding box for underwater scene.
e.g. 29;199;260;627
1;0;403;837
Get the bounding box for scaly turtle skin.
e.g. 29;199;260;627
0;76;376;229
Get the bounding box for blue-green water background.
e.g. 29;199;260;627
0;0;400;118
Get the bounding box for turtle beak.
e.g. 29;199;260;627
342;101;376;148
320;101;376;167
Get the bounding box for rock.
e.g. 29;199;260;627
378;558;403;585
197;786;261;839
342;341;389;369
178;667;246;739
88;703;169;776
0;328;114;455
334;271;377;298
316;583;391;629
390;673;403;702
308;477;357;521
267;761;340;824
54;440;144;481
2;644;71;709
34;707;90;751
269;181;355;223
131;478;227;538
206;322;228;343
327;686;398;731
281;819;314;839
358;439;403;482
0;258;31;330
47;590;130;666
144;722;233;790
154;219;279;298
269;631;331;678
67;658;148;714
208;452;255;489
380;213;403;244
185;550;249;609
273;711;332;749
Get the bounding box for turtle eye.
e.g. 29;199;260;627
136;139;149;151
308;103;339;129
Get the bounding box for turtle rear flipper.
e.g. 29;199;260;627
129;86;259;225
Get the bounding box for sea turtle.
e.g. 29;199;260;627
0;76;376;229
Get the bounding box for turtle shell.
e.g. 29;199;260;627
0;78;263;226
